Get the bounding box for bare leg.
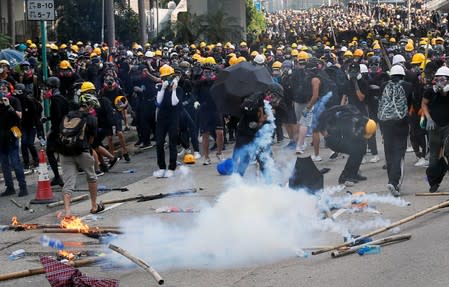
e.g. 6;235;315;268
88;181;97;212
297;125;308;148
202;132;210;159
117;131;128;154
63;193;72;217
216;129;224;155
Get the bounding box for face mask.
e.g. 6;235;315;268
44;89;53;99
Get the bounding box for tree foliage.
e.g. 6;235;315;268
54;0;139;44
246;0;266;45
0;34;11;49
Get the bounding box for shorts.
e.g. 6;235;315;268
198;110;223;134
276;102;297;124
61;152;97;195
113;111;123;132
299;106;313;127
294;102;308;124
91;128;112;148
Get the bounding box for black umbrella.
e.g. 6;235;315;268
211;62;273;116
289;156;325;194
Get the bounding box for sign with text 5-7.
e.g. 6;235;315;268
27;0;55;21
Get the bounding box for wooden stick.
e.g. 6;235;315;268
331;234;411;258
10;199;23;208
0;256;103;282
416;192;449;196
312;200;449;255
47;194;89;208
101;195;144;205
42;228;122;234
109;244;164;285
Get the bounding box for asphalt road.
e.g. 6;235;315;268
1;133;449;287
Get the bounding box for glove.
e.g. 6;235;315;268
426;118;436;131
194;101;200;110
38;137;46;147
162;81;169;90
2;97;10;106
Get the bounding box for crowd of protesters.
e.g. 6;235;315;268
1;2;449;204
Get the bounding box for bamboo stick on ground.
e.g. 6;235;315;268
331;234;411;258
0;256;104;282
10;199;23;208
109;244;164;285
47;194;89;208
312;200;449;255
42;228;122;234
415;192;449;196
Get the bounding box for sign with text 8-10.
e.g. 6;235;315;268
27;0;55;21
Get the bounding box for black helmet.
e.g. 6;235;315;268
266;82;284;97
46;76;60;88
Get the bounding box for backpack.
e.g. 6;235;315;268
378;80;408;121
59;111;88;156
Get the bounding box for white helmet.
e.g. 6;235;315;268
392;54;406;65
340;46;348;52
390;65;405;76
126;50;133;57
359;64;368;74
254;54;265;65
435;66;449;77
144;51;154;58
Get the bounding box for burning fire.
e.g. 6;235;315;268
60;216;90;233
11;216;19;226
10;216;37;230
58;250;77;261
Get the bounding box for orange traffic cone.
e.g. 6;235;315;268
30;149;56;204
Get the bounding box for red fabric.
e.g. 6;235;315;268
40;256;119;287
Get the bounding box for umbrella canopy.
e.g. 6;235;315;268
211;62;273;116
289;156;323;194
0;49;24;67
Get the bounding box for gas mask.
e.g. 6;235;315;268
433;77;449;93
199;69;217;82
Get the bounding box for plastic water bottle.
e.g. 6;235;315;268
40;235;64;250
8;249;25;260
357;245;381;256
0;225;9;232
122;169;135;174
295;248;309;258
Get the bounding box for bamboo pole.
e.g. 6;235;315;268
312;200;449;255
47;194;89;208
0;256;103;282
331;234;411;258
42;228;122;234
416;192;449;196
10;199;23;208
109;244;164;285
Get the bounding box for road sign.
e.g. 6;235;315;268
26;0;55;21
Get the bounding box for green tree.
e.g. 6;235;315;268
246;0;266;45
201;10;241;43
114;1;140;45
0;34;11;49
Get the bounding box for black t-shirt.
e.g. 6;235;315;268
423;88;449;127
0;96;22;149
342;78;369;114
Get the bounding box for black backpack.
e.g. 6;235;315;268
59;111;88;156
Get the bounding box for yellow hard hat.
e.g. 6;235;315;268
114;95;128;111
59;60;71;70
76;41;83;46
373;43;381;50
240;41;247;47
190;44;197;49
354;49;364;57
50;43;58;50
405;43;414;52
71;45;79;53
364;119;377;139
297;51;309;61
291;43;298;48
344;50;353;58
90;52;97;58
199;41;207;48
272;61;282;69
237;56;247;63
229;56;239;66
183;154;196;164
80;82;96;93
94;47;102;56
205;57;216;64
159;64;175;77
411;53;425;65
29;43;37;49
389;37;396;43
420;59;431;71
250;50;259;57
291;49;299;56
59;44;67;49
26;39;33;45
154;50;162;56
192;53;202;62
266;44;273;50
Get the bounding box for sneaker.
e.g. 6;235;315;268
406;146;414;153
177;148;186;157
24;168;33;175
361;157;368;164
295;145;304;154
354;174;367;181
18;189;28;197
108;157;120;170
429;184;439;193
203;158;211;165
216;153;223;162
311;155;322;162
164;170;175;178
338;178;357;187
0;188;15;197
369;155;380;163
329;152;339;160
123;153;131;162
95;170;105;176
153;169;166;178
414;157;428;167
99;163;109;173
387;184;400;197
134;140;142;147
194;152;201;160
139;143;154;150
50;177;64;187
